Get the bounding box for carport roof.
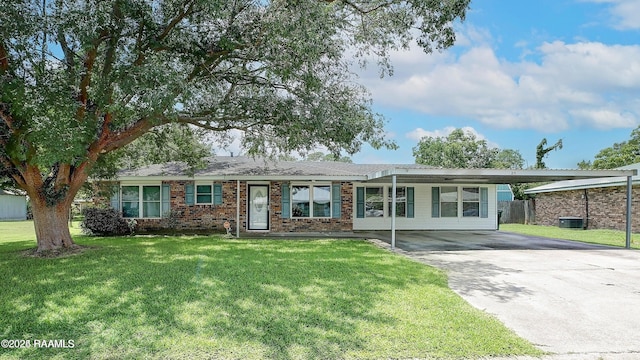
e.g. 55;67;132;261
365;167;637;184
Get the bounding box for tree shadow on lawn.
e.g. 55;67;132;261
0;237;449;359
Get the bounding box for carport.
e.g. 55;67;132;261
364;167;637;249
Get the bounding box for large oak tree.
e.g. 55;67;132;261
1;0;469;252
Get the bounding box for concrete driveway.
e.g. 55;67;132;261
362;230;640;359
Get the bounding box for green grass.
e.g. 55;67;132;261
501;223;640;249
0;221;541;359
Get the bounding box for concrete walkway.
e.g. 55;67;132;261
364;231;640;360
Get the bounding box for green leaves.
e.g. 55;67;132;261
0;0;469;189
413;128;524;169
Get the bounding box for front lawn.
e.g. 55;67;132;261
0;222;541;359
501;223;640;249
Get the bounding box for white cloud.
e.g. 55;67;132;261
583;0;640;30
360;29;640;133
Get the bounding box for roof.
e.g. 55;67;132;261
117;156;637;184
117;156;430;181
525;163;640;194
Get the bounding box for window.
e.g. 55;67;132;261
292;185;310;217
440;186;458;217
387;186;406;217
365;187;384;217
143;186;161;218
312;185;331;217
196;184;212;204
462;187;480;217
291;185;332;218
122;186;140;218
121;185;164;218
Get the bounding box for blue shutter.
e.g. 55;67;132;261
431;187;440;218
356;187;365;218
213;183;223;205
332;184;341;219
110;186;120;212
407;187;415;218
185;183;194;205
161;184;170;216
480;187;489;218
281;183;290;218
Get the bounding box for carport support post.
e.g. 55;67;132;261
626;175;632;249
391;175;397;250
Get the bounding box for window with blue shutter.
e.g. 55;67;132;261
185;183;194;205
407;187;415;218
480;187;489;218
431;187;440;218
213;183;223;205
356;187;365;218
281;183;290;218
332;184;341;218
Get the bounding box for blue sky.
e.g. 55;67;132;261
350;0;640;168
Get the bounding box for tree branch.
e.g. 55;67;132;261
101;118;163;154
0;41;8;73
176;115;254;132
134;0;197;66
76;29;110;120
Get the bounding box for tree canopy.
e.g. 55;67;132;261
412;128;524;169
0;0;470;251
577;125;640;169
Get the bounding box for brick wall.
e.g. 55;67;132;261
533;186;640;232
133;180;354;233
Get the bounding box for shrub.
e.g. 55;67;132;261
81;207;136;236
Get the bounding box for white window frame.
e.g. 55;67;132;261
121;184;164;219
364;186;384;218
290;183;332;218
387;186;407;217
195;183;213;204
440;186;459;218
462;187;480;218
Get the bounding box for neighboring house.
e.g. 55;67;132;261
525;163;640;232
497;184;515;202
105;156;635;235
0;189;27;221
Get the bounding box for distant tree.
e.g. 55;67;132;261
535;138;563;169
413;128;499;168
591;126;640;169
0;0;470;252
491;149;525;169
577;160;593;169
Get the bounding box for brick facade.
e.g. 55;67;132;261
132;180;354;234
533;186;640;232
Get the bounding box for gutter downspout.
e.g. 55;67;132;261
236;180;240;238
584;189;589;230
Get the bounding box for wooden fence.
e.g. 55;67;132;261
498;200;535;224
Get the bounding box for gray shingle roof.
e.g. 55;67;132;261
117;156;431;179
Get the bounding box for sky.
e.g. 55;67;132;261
348;0;640;169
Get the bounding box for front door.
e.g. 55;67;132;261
248;185;269;230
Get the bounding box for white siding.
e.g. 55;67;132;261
352;183;497;231
0;195;27;221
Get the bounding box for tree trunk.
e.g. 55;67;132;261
31;199;75;252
